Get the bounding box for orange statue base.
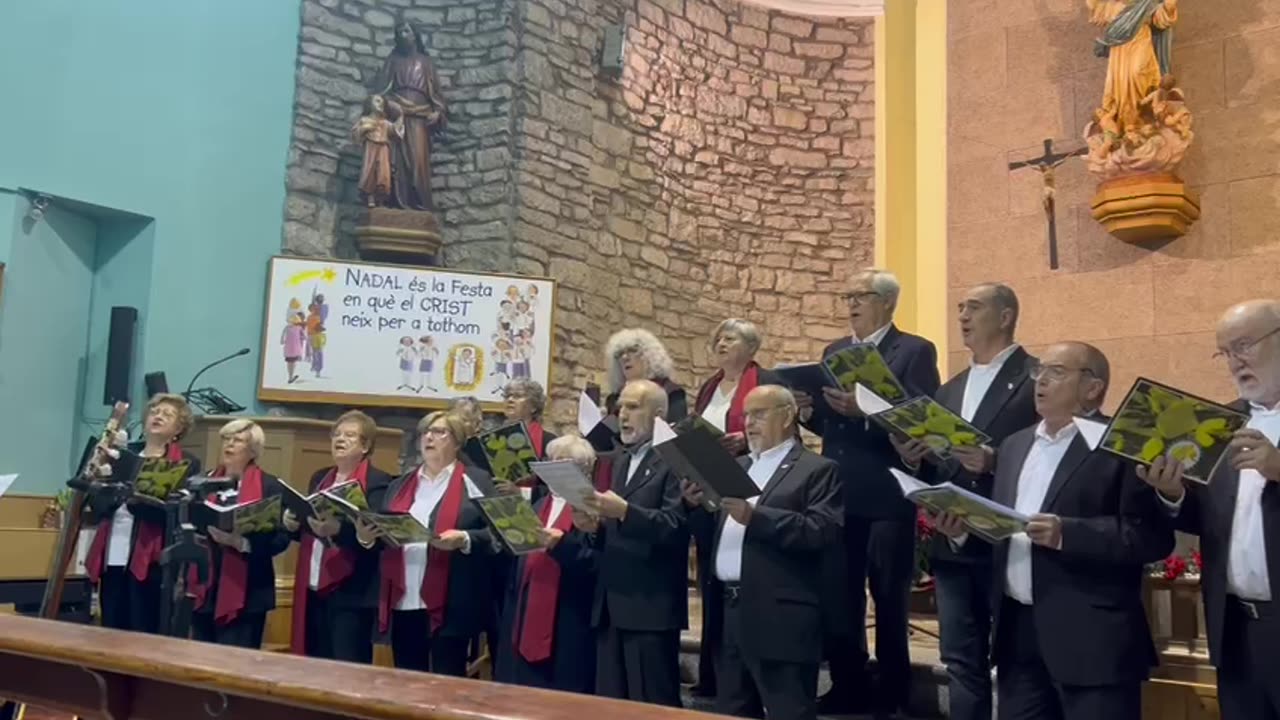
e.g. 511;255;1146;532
353;206;442;265
1089;173;1201;244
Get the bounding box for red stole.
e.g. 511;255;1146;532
695;363;760;435
527;421;545;458
377;462;467;634
189;463;265;626
516;498;575;662
290;460;369;655
86;443;184;585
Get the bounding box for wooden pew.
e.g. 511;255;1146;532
0;614;719;720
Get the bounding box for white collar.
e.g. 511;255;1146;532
853;323;892;346
1035;420;1079;444
419;462;456;484
971;343;1020;370
750;438;795;463
1249;398;1280;415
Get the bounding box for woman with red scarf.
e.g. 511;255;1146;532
190;419;290;648
84;393;201;633
283;410;393;662
690;318;781;698
356;411;498;675
500;378;557;498
494;435;599;693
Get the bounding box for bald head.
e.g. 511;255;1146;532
743;385;798;453
1216;299;1280;405
617;379;668;444
1034;341;1109;425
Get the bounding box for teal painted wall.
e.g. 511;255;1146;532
0;1;300;489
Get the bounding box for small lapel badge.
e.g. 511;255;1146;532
1007;382;1014;390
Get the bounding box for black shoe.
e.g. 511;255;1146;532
816;689;872;714
689;683;716;698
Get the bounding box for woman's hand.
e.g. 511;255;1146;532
354;517;382;547
430;529;470;552
207;527;248;552
307;513;341;539
282;509;301;533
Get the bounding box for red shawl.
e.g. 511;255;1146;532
516;498;575;662
695;362;761;435
527;421;545;458
377;462;467;634
86;443;184;585
290;459;370;655
189;463;264;626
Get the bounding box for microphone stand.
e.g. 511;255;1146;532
158;477;233;639
183;348;249;415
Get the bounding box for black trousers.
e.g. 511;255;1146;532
696;536;719;693
1217;597;1280;720
596;624;682;707
935;559;994;720
100;565;165;634
192;611;266;649
390;609;469;676
304;590;374;663
827;515;915;710
716;591;818;720
995;599;1140;720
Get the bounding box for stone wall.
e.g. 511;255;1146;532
948;3;1280;407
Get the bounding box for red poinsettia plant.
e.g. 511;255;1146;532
1148;548;1203;580
913;509;936;590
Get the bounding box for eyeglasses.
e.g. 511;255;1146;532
842;291;881;306
422;427;451;438
1028;363;1095;383
744;404;791;422
1213;326;1280;362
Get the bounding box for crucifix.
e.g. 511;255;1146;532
1008;139;1087;270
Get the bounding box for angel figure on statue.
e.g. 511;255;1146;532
352;95;403;208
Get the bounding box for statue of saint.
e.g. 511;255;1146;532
373;20;447;211
352;95;403;208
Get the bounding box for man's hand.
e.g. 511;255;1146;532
354;517;382;547
1026;513;1063;550
537;527;564;549
282;509;301;533
1230;429;1280;482
890;434;932;467
951;445;996;475
1136;454;1187;501
681;478;706;508
720;432;748;455
207;527;249;552
822;387;863;418
495;481;522;496
571;508;600;533
586;490;628;520
793;391;815;422
721;498;753;525
430;529;470;552
931;510;968;539
307;513;341;539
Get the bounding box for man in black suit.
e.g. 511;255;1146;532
579;379;689;707
893;283;1037;720
683;385;843;720
934;341;1173;720
796;268;940;717
1137;299;1280;719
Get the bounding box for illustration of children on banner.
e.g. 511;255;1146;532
305;289;329;379
446;344;484;392
282;300;307;384
396;336;417;391
416;336;439;393
491;334;513;387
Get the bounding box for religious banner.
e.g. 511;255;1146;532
257;256;556;410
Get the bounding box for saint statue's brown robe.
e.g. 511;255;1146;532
374;50;447;210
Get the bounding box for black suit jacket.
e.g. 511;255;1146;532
990;426;1174;686
692;444;842;664
292;465;394;609
196;471;292;618
584;447;689;632
803;325;941;519
1168;399;1280;665
378;466;500;637
924;347;1037;563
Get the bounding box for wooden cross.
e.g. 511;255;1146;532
1008;139;1087;270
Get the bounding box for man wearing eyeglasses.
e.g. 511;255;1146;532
793;268;940;718
891;283;1037;720
1138;299;1280;719
682;385;842;720
932;341;1172;720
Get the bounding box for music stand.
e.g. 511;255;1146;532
183;387;245;414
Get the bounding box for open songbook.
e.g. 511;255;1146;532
474;495;546;555
890;468;1029;543
529;459;596;512
856;384;991;460
578;391;621;453
192;495;283;536
279;480;369;522
473;422;541;485
653;418;759;504
1072;377;1248;484
823;343;908;403
130;457;194;505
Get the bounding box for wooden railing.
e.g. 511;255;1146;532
0;614;720;720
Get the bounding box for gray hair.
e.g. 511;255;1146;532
976;282;1020;336
711;318;763;355
545;435;596;473
605;328;675;393
502;378;547;420
855;268;902;311
219;418;265;460
1065;341;1111;406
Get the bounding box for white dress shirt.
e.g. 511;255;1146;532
852;323;892;347
398;463;470;611
545;496;568;528
961;344;1020;422
701;385;735;433
309;470;354;591
627;443;652;487
105;504;135;567
1005;421;1079;604
1227;402;1278;600
714;439;794;583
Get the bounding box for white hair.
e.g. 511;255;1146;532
545;435;596;472
219;418;265;459
856;268;901;311
604;328;675;393
711;318;763;355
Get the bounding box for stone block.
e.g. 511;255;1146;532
948;27;1005;105
686;0;727;35
764;52;806;76
768;147;827;169
1011;265;1155;346
1228;176;1280;255
947;153;1010;228
1225;26;1280;109
793;42;844;60
1175;39;1226;112
771;16;814;38
731;25;768;49
773;107;808;130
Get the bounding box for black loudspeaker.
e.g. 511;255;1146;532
103;306;138;405
600;23;624;77
144;371;169;398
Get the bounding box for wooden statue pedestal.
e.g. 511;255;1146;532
1090;173;1201;244
353;206;442;265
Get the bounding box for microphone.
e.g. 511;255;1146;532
185;348;250;397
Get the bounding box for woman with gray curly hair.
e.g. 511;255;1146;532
602;328;687;423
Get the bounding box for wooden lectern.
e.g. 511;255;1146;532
183;415;403;651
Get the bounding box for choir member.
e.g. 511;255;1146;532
357;411;498;676
448;395;487;437
892;284;1036;720
191;419;291;648
84;393;201;633
501;378;558;496
796;269;940;717
934;342;1173;720
496;435;599;693
1138;299;1280;719
284;410;394;662
576;379;688;706
683;385;842;720
689;318;781;697
604;328;688;422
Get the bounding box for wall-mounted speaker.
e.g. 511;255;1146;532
103;306;138;406
600;23;625;78
144;371;169;399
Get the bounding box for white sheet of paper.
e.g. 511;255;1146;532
578;391;604;436
653;417;678;446
890;468;929;498
0;474;18;499
1073;416;1108;450
530;460;596;511
855;383;893;415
